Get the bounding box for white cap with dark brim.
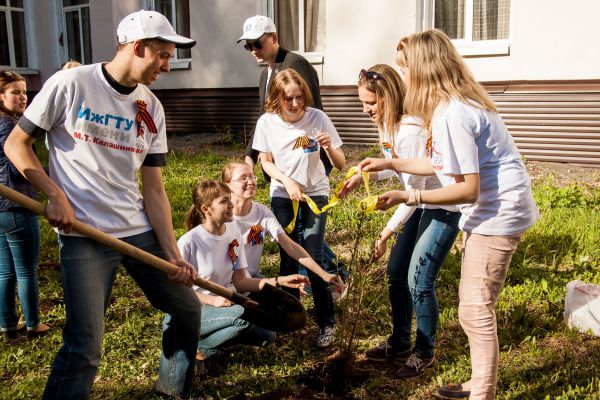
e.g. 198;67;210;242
117;10;196;49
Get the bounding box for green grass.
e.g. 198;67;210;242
1;147;600;399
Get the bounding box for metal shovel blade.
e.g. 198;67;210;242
240;284;307;333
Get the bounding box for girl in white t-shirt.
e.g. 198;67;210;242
338;64;461;378
359;30;538;400
222;161;344;290
178;180;309;360
252;68;346;349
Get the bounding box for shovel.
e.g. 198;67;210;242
0;184;307;333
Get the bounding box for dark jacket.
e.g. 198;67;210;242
246;47;332;174
0;116;37;211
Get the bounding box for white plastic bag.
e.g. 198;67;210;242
564;280;600;336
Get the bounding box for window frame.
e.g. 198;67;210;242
418;0;511;57
259;0;325;64
61;0;92;65
0;0;37;71
141;0;192;69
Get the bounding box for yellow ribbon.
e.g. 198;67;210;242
283;166;379;233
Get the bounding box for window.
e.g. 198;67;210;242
144;0;191;63
421;0;511;56
61;0;92;64
0;0;29;68
261;0;325;60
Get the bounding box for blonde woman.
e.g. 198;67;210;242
252;69;345;348
359;30;538;399
339;64;460;378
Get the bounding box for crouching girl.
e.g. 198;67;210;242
178;180;309;360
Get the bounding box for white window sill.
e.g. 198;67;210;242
170;58;191;70
452;40;510;57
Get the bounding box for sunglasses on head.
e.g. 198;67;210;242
359;69;381;83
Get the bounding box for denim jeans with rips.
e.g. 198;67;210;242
0;209;41;330
42;231;201;400
387;208;460;358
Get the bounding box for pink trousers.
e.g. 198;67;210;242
459;232;521;400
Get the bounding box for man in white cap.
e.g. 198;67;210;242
6;10;200;400
237;15;328;172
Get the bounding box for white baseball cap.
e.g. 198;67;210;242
117;10;195;49
237;15;276;43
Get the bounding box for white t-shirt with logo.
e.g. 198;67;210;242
430;99;538;235
177;223;248;296
23;63;167;237
378;116;459;232
252;108;343;198
233;202;284;277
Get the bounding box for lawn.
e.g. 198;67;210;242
1;144;600;399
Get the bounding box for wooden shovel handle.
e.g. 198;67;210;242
0;184;256;307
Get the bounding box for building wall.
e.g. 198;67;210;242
23;0;600;89
465;0;600;81
152;0;262;89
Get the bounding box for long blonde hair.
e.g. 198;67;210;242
357;64;405;145
185;180;231;230
396;29;496;131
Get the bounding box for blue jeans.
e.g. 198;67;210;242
387;208;460;358
0;209;41;330
42;231;201;400
271;196;334;329
198;304;275;358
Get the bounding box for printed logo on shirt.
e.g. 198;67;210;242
73;106;144;154
292;135;318;153
430;139;444;171
382;142;398;158
247;225;264;246
228;239;240;270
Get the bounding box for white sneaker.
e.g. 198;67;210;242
315;325;335;348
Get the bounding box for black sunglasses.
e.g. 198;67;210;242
359;69;381;83
244;36;268;51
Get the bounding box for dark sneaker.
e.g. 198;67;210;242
395;352;435;379
435;383;471;399
315;325;335;348
365;341;411;362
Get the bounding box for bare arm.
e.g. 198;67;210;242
232;268;309;293
5;126;75;232
359;157;435;176
141;166;196;285
277;232;344;288
376;173;480;210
